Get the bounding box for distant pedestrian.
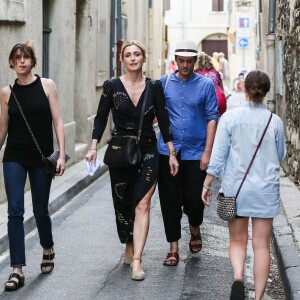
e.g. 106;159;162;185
85;40;178;281
158;40;218;266
168;59;177;73
218;52;230;94
211;51;220;71
202;70;286;300
236;72;245;93
0;41;67;291
195;53;227;116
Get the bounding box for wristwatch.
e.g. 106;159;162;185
169;148;176;156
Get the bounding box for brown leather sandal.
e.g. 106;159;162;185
4;273;25;291
163;252;179;266
189;232;202;253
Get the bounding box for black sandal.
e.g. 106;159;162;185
4;273;25;291
41;252;55;274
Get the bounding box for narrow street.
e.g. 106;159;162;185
0;171;285;299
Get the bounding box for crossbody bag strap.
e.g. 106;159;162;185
136;80;150;142
235;112;273;199
9;85;46;161
164;73;171;91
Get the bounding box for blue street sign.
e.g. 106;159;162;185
239;18;250;28
239;38;249;48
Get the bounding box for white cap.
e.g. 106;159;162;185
174;40;198;57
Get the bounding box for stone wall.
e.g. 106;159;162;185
277;0;300;185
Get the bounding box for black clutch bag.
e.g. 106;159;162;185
44;151;71;176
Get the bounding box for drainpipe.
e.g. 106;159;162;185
266;0;276;112
110;0;116;78
116;0;122;77
148;0;153;78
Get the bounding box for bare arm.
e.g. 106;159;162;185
0;87;10;150
41;78;66;175
200;120;217;170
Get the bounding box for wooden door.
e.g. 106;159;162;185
202;40;228;59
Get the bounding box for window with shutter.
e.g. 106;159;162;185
212;0;224;11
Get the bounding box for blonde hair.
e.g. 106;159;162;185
194;53;214;71
120;40;146;59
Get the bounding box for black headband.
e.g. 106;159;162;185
175;49;198;53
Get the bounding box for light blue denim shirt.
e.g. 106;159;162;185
207;102;286;217
159;72;218;160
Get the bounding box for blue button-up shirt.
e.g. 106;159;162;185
159;72;218;160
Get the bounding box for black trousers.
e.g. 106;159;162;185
158;153;206;243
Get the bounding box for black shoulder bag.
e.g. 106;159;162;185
9;85;70;178
103;81;150;168
217;112;273;221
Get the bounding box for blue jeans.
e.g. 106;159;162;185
3;162;53;267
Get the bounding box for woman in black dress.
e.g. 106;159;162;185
85;40;178;281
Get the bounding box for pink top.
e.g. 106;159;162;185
197;68;226;116
197;68;222;87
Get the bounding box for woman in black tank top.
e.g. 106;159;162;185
0;42;67;291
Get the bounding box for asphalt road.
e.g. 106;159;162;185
0;172;285;299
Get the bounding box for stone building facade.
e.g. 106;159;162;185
166;0;230;81
259;0;300;185
277;0;300;184
0;0;167;202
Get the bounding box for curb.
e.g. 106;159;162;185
0;150;108;257
273;177;300;300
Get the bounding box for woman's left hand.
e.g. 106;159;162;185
169;155;179;177
55;157;65;176
202;175;215;206
202;185;212;206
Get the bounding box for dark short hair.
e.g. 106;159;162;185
9;41;37;69
244;70;270;103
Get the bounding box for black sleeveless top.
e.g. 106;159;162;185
3;75;54;166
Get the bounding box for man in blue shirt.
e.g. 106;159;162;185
158;40;218;266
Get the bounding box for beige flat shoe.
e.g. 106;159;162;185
124;256;133;265
131;269;145;281
130;257;145;281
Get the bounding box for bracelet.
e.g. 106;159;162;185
169;148;176;156
203;185;211;190
89;148;96;151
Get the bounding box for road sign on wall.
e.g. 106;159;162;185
237;16;250;37
239;38;249;48
239;17;249;28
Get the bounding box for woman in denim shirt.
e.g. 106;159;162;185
202;70;286;300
